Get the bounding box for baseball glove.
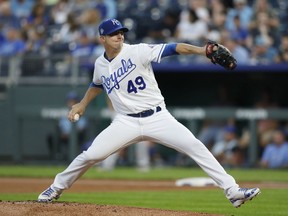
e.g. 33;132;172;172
205;41;237;70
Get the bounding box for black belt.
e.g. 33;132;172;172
127;106;162;118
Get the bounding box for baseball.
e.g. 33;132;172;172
73;113;80;121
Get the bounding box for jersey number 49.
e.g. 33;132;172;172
127;76;146;94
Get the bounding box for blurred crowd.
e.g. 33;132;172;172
192;85;288;169
194;118;288;169
0;0;288;77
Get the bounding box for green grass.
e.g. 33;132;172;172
0;189;287;216
0;165;287;182
0;166;287;216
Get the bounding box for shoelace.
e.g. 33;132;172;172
43;187;55;196
239;188;255;198
238;188;248;192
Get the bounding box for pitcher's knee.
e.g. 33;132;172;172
82;150;108;163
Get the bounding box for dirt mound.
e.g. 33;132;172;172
0;201;222;216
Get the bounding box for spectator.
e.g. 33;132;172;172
0;26;25;76
175;8;208;43
55;12;82;44
47;91;88;161
24;27;47;53
211;125;244;168
0;1;22;29
77;8;101;44
257;120;279;155
249;0;280;47
275;34;288;63
250;35;278;65
50;0;70;25
206;0;227;41
250;0;279;29
249;11;280;50
94;0;117;20
198;87;236;150
48;11;81;55
254;88;279;156
185;0;210;23
208;0;227;29
69;31;98;75
21;27;47;76
0;30;4;45
235;86;280;163
0;27;26;57
101;0;117;20
228;15;249;47
198;119;226;150
147;8;180;43
225;0;253;32
222;37;250;65
24;2;51;33
175;0;210;42
10;0;35;21
260;129;288;169
68;0;96;15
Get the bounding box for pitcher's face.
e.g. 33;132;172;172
101;30;125;52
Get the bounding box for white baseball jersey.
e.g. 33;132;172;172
92;43;166;114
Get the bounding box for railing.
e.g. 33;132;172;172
1;56;288;87
12;106;288;167
0;55;92;86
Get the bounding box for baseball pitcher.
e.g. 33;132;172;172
38;18;260;208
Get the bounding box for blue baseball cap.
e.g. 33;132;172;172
66;91;79;101
224;126;236;133
98;18;129;36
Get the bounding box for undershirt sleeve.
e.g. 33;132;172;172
89;82;103;89
161;43;179;58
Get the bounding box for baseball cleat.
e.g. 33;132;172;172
226;187;261;208
38;186;62;202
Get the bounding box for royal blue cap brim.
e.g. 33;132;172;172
102;26;129;35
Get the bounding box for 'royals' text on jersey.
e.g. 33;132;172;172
92;43;166;114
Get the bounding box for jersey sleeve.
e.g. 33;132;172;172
92;60;103;86
138;43;166;65
89;82;103;89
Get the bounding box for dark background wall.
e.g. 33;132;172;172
1;68;288;163
155;71;288;107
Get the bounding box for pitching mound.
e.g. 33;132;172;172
0;201;222;216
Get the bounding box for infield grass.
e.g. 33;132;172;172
0;165;287;182
0;166;287;216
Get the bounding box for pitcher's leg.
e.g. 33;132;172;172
145;111;238;190
53;151;95;190
52;116;140;191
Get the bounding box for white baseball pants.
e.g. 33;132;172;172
52;108;238;191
